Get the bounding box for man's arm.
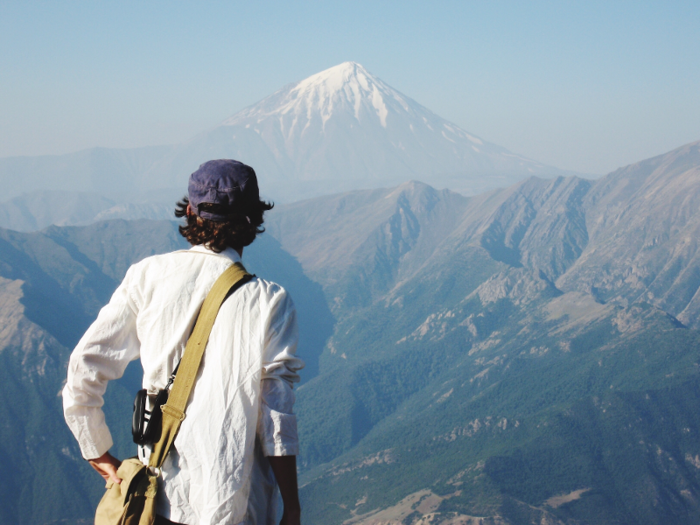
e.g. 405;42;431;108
63;266;140;464
268;455;301;525
260;287;305;524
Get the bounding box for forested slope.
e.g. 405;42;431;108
266;142;700;524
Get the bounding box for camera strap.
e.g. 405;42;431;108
147;261;252;470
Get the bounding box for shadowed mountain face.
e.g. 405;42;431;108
0;221;186;524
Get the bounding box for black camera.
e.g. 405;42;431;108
132;387;170;445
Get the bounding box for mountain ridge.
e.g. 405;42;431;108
267;141;700;329
1;140;699;523
261;141;700;523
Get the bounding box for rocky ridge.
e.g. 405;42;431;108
263;141;700;524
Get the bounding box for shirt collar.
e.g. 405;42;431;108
188;244;242;264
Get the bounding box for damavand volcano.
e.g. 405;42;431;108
146;61;571;201
0;62;573;203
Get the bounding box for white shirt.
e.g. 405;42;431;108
63;245;304;525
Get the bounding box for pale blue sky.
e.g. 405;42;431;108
1;0;698;174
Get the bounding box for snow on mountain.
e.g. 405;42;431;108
0;62;576;204
145;62;572;201
222;61;401;130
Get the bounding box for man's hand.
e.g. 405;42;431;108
88;451;122;484
268;455;301;525
279;507;301;525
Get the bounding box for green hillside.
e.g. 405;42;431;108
296;285;700;523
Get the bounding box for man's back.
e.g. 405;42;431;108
64;245;303;524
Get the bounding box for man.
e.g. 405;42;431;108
63;160;303;525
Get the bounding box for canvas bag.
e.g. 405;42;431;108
95;262;252;525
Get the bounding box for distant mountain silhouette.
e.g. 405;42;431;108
0;62;578;204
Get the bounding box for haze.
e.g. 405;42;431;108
1;0;699;175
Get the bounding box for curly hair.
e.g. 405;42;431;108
174;197;274;253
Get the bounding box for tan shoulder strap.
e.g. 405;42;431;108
149;262;251;469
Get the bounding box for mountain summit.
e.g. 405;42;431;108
222;62;399;130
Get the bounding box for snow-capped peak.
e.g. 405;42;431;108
210;62;559;202
223;61;408;130
288;61;396;127
296;61;370;93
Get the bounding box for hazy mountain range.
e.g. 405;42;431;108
0;191;177;232
0;62;578;213
275;140;700;524
0;141;699;523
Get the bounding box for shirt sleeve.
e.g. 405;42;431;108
257;287;305;457
62;266;141;460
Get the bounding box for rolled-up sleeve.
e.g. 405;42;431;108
62;267;141;460
258;288;305;457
